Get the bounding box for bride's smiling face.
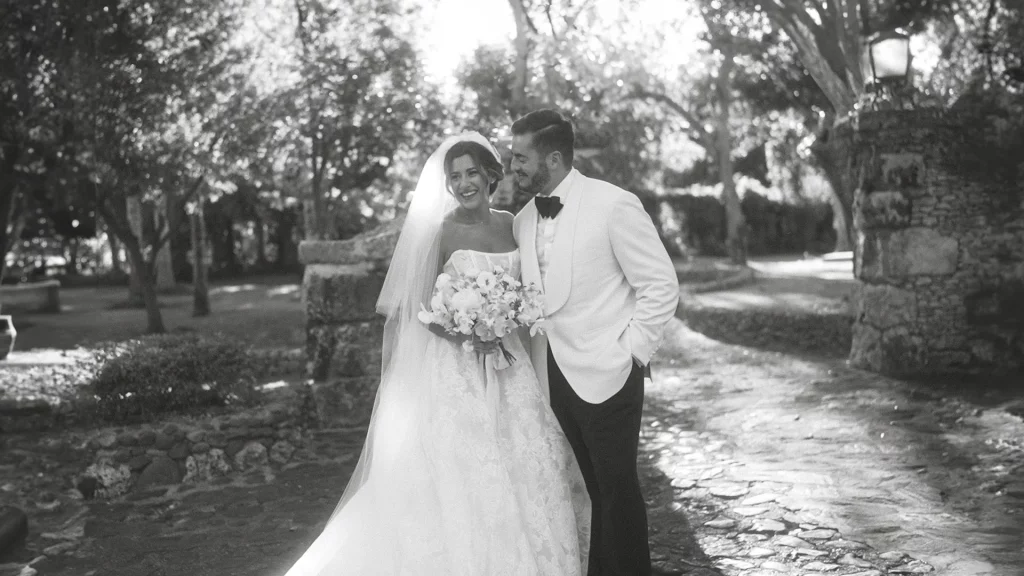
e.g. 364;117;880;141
447;154;491;212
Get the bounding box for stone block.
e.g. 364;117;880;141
857;284;917;330
298;219;402;266
860;228;959;281
307;321;387;381
879;153;925;188
849;323;883;371
311;376;381;427
858;191;911;229
965;281;1024;327
135;456;183;491
303;263;387;324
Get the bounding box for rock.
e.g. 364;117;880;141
135;457;182;491
796;548;827;557
740;493;779;506
750;519;786;533
186;430;207;443
879;551;907;562
890;560;934;574
234;442;269;470
183;449;232;484
269;441;295;465
716;558;754;570
709;484;749;499
19;567;37;576
802;561;839;571
128;455;152;472
746;547;775;558
153;433;175;451
761;560;790;572
1003;483;1024;498
670;478;696;490
838;553;873;568
191;442;211;455
95;432;117;449
161;423;181;438
75;477;98;500
799;528;837;540
225;440;247;459
116;432;138;447
0;506;28;556
775;535;811;548
206;431;227;448
167;442;190;460
137;429;156;447
845;571;884;576
823;539;868;550
82;461;132;498
699;467;724;480
42;541;78;556
733;506;768;517
704;518;736;529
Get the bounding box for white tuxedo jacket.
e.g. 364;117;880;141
513;170;680;404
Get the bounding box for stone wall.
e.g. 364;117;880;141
299;219;402;426
847;109;1024;375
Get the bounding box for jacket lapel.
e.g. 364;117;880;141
519;201;542;289
542;172;583;315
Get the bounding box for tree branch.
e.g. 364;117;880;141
630;85;716;152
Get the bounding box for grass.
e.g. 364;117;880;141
8;274;305;352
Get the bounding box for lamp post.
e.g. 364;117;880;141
861;30;913;109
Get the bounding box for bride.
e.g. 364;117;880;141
282;132;590;575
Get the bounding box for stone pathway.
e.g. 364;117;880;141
643;318;1024;576
3;317;1024;575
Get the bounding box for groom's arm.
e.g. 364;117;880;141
608;192;680;366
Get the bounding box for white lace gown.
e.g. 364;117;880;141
283;249;590;576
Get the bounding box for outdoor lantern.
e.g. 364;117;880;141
863;30;912;86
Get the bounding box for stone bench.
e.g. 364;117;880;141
0;280;61;314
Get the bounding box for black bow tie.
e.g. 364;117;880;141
535;196;563;219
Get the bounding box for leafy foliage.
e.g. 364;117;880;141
88;333;258;423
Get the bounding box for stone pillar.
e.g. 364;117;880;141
299;219;403;427
849;109;1024;375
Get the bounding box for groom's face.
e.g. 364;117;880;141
510;134;551;197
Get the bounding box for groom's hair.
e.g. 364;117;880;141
511;109;574;168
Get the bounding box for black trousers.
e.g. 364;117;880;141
548;347;651;576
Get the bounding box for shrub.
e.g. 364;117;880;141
88;333;259;422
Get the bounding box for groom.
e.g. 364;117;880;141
511;109;680;576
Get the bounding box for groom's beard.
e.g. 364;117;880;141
514;162;551;197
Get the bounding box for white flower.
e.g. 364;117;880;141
462;340;475;352
434;273;453;290
430;292;446;312
502;274;516;286
529;319;550;336
451;289;483;313
475;271;496;291
417;305;434;325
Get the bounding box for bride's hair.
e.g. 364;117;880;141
443;140;504;195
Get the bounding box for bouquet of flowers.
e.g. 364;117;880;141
418;264;546;366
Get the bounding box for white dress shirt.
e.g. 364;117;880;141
536;168;578;287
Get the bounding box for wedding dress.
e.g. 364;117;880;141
282;248;589;576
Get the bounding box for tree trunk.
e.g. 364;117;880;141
64;237;79;276
191;200;210;317
121;227;166;334
154;207;176;291
276;210;298;271
107;222;123;273
0;147;22;285
254;216;268;269
126;195;146;307
507;0;532;117
810;119;854;252
716;45;747;265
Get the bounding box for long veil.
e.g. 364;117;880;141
283;132;502;576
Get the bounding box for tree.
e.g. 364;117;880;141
290;0;439;240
